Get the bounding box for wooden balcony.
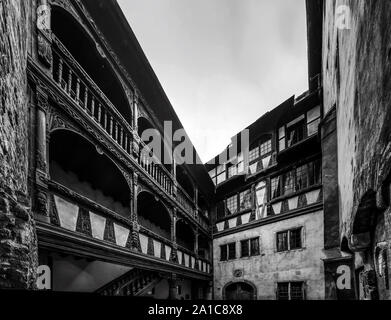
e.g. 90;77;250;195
45;36;210;233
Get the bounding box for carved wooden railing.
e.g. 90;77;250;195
51;35;134;159
96;268;159;296
138;139;174;195
50;36;210;233
176;186;195;216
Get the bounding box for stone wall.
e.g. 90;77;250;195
323;0;391;298
0;0;38;289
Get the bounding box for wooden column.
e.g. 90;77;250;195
34;87;50;223
170;208;178;263
168;274;178;300
130;172;141;251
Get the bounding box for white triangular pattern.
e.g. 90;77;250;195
262;156;271;169
216;222;225;232
139;234;148;254
89;212;106;240
178;251;183;265
54;195;79;231
153;240;161;258
191;257;195;269
228;218;236;229
288;196;299;211
113;224;129;247
165;246;171;261
306;189;320;205
272;202;282;215
249;163;258;174
241;213;251;224
184;254;190;267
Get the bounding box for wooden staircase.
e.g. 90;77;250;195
96;268;160;296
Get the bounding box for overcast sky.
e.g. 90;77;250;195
118;0;308;163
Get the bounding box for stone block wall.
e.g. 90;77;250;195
0;0;38;289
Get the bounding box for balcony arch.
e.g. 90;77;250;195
176;219;195;252
51;6;132;124
49;129;131;218
223;281;257;300
137;191;171;240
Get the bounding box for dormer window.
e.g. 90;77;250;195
278;105;321;152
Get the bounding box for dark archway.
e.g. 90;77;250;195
223;281;257;300
137;191;171;240
176;219;195;252
51;7;131;124
176;165;194;199
49;130;131;217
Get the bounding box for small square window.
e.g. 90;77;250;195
290;228;302;250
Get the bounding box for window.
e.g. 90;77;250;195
278;106;322;151
239;189;252;211
286;116;306;148
248;138;273;175
227;163;238;179
271;160;321;200
240;238;260;258
226;195;238;215
220;245;228;261
307;106;321;137
221;243;236;261
241;240;250;258
277;231;289;252
221;189;252;218
289;228;302;250
260;140;272;157
277;282;305;300
249;147;260;163
277;228;303;252
216;165;226;185
228;243;236;260
255;181;268;218
271;176;282;199
250;238;260;256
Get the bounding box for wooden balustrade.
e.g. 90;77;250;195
51;35;133;158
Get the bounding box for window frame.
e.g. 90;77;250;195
276;227;303;252
278;106;321;152
220;242;236;261
240;237;260;258
270;159;322;201
277;282;305;300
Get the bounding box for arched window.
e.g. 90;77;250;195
137;192;171;240
49;130;130;218
51;7;132;124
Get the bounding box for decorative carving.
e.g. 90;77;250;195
37;32;53;68
76;207;92;236
49;194;60;226
104;219;116;244
35;190;48;217
147;237;154;256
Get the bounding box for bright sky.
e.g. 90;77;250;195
118;0;309;163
